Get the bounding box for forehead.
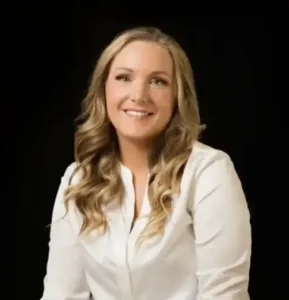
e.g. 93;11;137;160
110;40;173;75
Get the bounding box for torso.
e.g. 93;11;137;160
65;141;230;300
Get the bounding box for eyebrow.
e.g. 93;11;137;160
114;67;171;77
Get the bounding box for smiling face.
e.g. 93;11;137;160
105;40;175;144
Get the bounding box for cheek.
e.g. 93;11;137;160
155;93;175;118
105;85;122;112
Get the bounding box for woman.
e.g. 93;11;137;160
41;26;251;300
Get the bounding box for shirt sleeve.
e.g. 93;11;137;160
40;163;91;300
191;151;252;300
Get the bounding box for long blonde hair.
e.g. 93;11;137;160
64;26;206;244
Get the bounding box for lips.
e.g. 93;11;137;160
123;109;154;117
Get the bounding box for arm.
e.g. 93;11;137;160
191;151;251;300
40;164;91;300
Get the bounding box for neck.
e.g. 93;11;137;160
117;137;151;174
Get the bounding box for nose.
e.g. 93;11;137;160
131;80;149;103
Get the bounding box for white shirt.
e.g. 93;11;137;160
40;141;251;300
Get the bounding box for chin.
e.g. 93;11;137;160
119;131;156;142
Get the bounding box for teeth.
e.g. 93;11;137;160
125;110;150;117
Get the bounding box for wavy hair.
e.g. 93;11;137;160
64;26;206;245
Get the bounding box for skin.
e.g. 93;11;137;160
105;40;175;227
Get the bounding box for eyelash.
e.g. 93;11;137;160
115;74;168;86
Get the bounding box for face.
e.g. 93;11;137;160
105;40;175;144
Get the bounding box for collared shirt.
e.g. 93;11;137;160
40;141;251;300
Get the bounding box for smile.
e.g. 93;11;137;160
124;110;153;118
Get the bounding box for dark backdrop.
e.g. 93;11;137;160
18;9;281;300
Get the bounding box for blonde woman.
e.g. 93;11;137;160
40;27;251;300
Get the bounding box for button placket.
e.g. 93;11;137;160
117;165;151;299
114;167;135;300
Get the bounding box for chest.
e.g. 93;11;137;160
80;197;194;274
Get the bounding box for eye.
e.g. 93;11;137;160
115;74;130;82
150;77;168;86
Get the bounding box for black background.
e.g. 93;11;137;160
17;8;283;300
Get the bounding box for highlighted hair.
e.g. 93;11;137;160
64;27;205;245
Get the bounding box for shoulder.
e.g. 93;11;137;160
61;162;82;185
186;141;235;178
62;162;77;176
184;141;246;211
51;162;82;222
